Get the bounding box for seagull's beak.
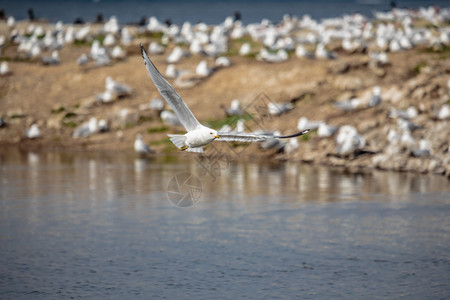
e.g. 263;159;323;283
215;134;219;139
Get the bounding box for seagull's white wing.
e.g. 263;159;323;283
217;130;310;142
140;44;201;132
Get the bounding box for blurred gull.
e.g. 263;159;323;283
224;99;243;116
160;110;182;126
397;118;422;132
368;86;382;107
239;43;251;56
141;44;309;153
370;51;389;65
435;104;450;120
268;101;294;116
318;122;338;137
215;56;231;67
42;50;60;65
165;64;179;78
73;117;99;138
315;43;337;59
98;119;109;132
26;124;41;139
148;42;165;55
95;90;117;104
258;49;288;63
111;45;126;59
77;53;89;65
105;77;132;97
335;125;365;155
333;98;361;111
134;134;153;154
295;44;314;59
0;117;6;128
150;98;165;112
0;61;11;76
235;119;245;133
297;117;322;131
411;139;431;157
166;46;189;63
103;33;116;47
389;106;418;119
195;60;214;77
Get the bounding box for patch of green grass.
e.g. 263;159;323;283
301;129;317;142
63;112;77;119
51;106;66;114
226;35;261;57
420;45;450;54
124;123;136;129
63;121;77;128
93;34;106;45
205;114;252;129
139;115;154;123
73;39;91;47
147;125;168;134
137;31;164;39
409;61;428;76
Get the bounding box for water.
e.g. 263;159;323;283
1;0;449;25
0;149;449;299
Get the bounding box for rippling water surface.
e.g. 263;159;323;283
0;149;449;299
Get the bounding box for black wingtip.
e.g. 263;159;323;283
140;43;145;59
276;129;310;139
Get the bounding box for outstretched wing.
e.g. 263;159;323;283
140;44;201;132
217;130;310;142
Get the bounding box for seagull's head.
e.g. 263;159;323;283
209;130;219;140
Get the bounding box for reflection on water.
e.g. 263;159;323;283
1;149;448;207
0;149;449;299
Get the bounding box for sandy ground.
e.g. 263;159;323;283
1;21;449;177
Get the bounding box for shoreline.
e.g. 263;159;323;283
1;11;450;178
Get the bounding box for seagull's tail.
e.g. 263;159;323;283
168;134;187;150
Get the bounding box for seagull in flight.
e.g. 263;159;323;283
140;44;309;153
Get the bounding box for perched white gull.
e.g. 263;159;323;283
148;42;165;55
297;117;322;131
72;117;99;138
140;44;309;153
111;45;126;60
105;77;132;97
26;124;41;139
333;98;361;111
160;110;182;126
215;56;231;67
195;60;214;77
76;53;90;66
134;134;153;154
224;99;243;116
268;101;294;116
0;61;11;76
42;50;60;65
368;86;382;107
389;106;418;119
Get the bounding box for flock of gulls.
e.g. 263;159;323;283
1;6;450;165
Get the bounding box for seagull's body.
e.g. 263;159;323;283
140;44;309;153
134;134;153;154
26;124;41;139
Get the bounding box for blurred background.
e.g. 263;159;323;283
0;0;449;299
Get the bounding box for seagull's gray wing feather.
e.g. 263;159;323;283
140;44;200;132
217;130;309;142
